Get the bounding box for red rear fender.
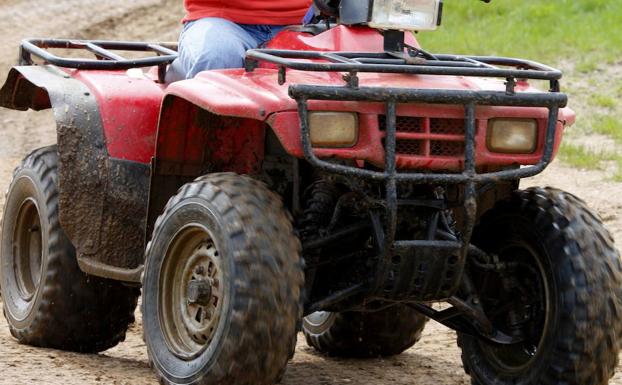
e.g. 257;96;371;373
0;66;166;164
0;65;156;279
71;69;165;164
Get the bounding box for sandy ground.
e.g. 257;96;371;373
0;1;620;384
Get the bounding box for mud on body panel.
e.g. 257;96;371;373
0;65;150;281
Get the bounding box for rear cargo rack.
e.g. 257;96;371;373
19;39;178;82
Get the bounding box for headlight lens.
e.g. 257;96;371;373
369;0;442;31
309;112;359;148
487;119;538;154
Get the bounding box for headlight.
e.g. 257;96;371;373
487;119;538;154
369;0;443;31
308;112;359;148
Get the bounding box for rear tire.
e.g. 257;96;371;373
0;146;139;353
142;173;304;385
303;305;427;357
459;187;622;385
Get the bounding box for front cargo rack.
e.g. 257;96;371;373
245;47;562;92
19;39;178;82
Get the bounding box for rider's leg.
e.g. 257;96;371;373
169;18;284;82
176;18;259;80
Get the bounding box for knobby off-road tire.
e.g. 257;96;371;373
0;146;139;352
303;305;427;358
459;187;622;385
142;173;304;385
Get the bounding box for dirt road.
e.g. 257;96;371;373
0;1;620;384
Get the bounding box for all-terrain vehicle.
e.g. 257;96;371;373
1;0;621;384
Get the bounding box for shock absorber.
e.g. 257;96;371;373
299;178;341;295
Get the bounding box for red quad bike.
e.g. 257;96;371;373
1;0;621;384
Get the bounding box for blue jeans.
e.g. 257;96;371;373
167;18;285;82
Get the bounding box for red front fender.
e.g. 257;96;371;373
164;68;299;120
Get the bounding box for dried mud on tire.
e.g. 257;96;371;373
0;1;622;384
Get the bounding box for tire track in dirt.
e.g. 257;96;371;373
0;0;181;211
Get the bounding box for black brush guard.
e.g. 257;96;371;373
245;48;568;313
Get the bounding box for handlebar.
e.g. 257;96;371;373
312;0;339;17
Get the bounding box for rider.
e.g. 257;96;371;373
168;0;313;81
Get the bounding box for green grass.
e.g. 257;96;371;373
576;61;599;74
589;95;617;109
560;142;622;181
591;115;622;143
558;142;620;170
417;0;622;63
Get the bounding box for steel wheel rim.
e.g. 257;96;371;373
304;311;338;334
159;224;224;360
478;241;550;373
305;311;333;327
11;198;43;302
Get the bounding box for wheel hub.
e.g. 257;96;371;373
475;244;548;373
187;278;214;306
12;198;43;302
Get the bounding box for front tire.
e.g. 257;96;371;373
0;146;139;352
303;305;427;357
142;173;304;385
459;187;622;385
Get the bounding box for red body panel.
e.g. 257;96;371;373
265;25;420;52
269;106;566;172
68;25;575;172
166;66;573;172
69;69;165;164
156;96;266;175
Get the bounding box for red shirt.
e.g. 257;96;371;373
184;0;312;25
